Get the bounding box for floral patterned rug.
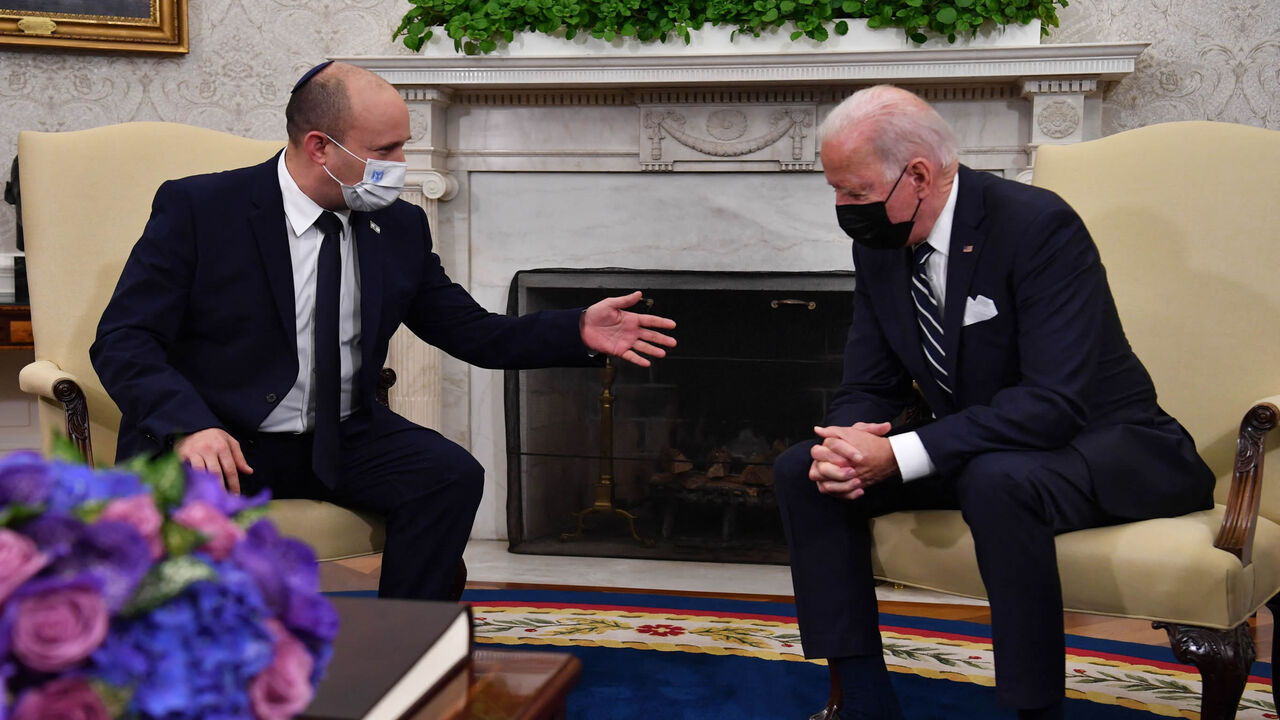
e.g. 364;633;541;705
460;589;1275;720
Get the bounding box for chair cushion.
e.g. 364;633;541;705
266;499;386;562
870;505;1280;629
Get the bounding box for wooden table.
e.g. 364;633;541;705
459;648;581;720
0;304;31;349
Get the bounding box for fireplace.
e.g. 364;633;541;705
348;40;1142;545
505;268;853;563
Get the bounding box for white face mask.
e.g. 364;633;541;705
322;134;407;212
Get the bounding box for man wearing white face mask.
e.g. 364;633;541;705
91;61;678;602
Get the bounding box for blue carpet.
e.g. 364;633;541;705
453;588;1274;720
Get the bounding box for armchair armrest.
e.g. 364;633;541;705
17;359;94;465
18;359;76;400
1213;394;1280;565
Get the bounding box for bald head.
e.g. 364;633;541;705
285;62;397;146
283;62;411;211
820;85;958;183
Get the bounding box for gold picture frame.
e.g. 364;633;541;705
0;0;187;54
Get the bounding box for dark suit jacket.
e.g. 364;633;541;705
92;153;589;459
826;166;1214;519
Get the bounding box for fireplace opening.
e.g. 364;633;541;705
505;268;854;564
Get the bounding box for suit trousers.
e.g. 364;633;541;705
774;438;1121;709
237;408;483;601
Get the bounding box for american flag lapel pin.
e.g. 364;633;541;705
369;221;381;234
962;244;974;253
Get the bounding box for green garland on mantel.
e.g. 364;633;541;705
394;0;1067;56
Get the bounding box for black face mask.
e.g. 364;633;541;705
835;165;923;250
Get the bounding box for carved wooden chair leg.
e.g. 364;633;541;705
808;663;842;720
1154;621;1254;720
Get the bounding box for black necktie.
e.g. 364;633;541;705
911;243;952;396
312;211;343;487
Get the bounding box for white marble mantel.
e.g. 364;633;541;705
351;42;1146;89
341;41;1145;541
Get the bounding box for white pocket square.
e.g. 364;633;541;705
963;295;998;326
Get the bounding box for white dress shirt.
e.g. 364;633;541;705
259;152;363;433
886;172;960;481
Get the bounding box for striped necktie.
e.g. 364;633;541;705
911;243;952;396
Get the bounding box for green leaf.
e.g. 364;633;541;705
909;30;928;42
234;504;270;529
936;6;957;23
51;434;85;464
88;680;133;719
780;0;796;12
956;0;974;6
72;499;107;523
834;19;849;34
120;556;216;617
161;519;204;557
0;503;43;528
790;29;803;40
761;7;778;21
135;453;186;511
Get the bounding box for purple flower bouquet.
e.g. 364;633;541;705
0;449;338;720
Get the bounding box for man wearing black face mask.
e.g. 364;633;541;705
773;86;1213;720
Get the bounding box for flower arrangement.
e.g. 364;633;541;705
0;447;337;720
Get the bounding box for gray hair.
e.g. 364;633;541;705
819;85;959;182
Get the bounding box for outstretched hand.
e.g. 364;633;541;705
580;291;677;367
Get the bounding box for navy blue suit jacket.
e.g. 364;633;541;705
92;153;589;459
827;166;1213;519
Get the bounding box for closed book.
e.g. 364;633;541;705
303;597;473;720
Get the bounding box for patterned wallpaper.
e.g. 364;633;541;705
0;0;1276;253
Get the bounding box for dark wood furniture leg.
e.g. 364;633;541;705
1153;621;1254;720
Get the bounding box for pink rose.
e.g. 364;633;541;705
0;528;49;604
98;494;164;560
174;500;245;561
12;676;109;720
12;581;109;672
249;619;316;720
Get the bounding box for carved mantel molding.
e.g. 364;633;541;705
343;43;1147;89
344;41;1146;179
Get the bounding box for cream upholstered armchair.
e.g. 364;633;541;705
815;121;1280;720
15;121;386;565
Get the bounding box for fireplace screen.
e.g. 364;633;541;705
505;269;854;564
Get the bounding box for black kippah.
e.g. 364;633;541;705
291;60;333;94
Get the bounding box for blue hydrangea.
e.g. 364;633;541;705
91;562;274;719
44;462;143;515
0;451;51;507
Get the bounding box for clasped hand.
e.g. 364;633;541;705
579;291;677;367
809;422;897;500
